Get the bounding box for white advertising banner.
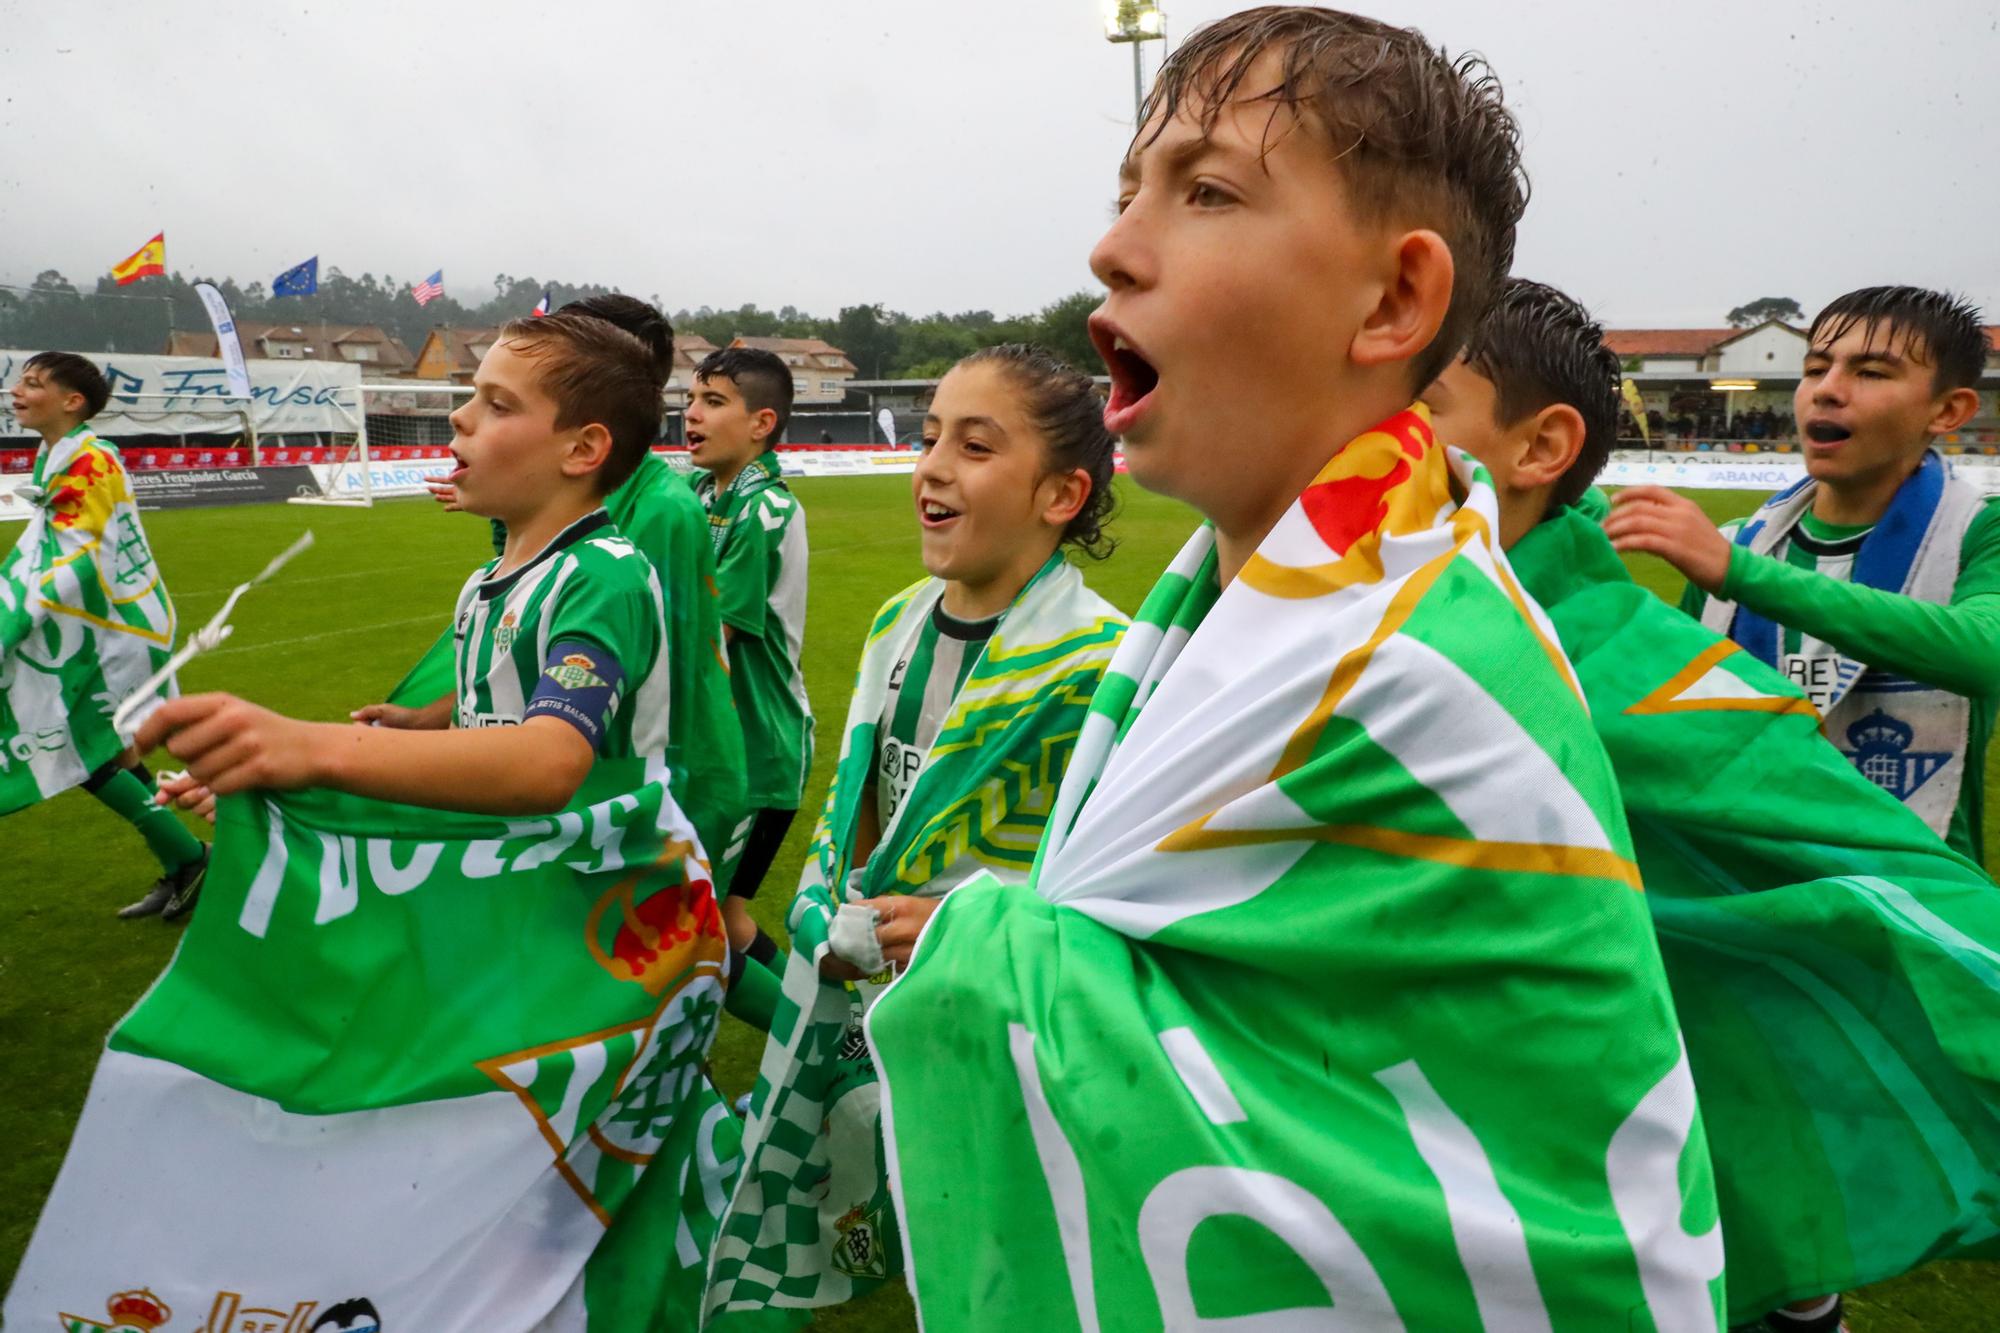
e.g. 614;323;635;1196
309;456;454;500
1601;450;2000;494
0;349;361;438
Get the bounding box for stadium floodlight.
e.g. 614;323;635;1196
1104;0;1167;126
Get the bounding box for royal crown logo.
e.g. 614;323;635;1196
59;1287;170;1333
1844;707;1950;802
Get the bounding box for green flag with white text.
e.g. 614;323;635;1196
1513;495;2000;1321
6;760;751;1332
867;411;1726;1331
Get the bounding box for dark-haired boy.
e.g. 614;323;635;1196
1431;277;2000;1330
687;347;812;1032
862;10;1721;1327
3;352;208;918
1609;287;2000;867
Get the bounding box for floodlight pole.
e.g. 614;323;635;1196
1132;42;1144;125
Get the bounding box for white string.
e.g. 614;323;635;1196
111;531;315;741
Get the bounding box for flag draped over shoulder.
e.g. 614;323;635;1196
6;759;754;1333
704;555;1125;1320
1512;494;2000;1320
866;408;1727;1332
0;426;175;813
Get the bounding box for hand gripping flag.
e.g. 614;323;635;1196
1512;493;2000;1322
704;554;1125;1320
865;410;1728;1331
111;232;165;285
3;756;781;1332
273;255;319;297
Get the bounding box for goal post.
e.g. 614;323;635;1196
291;381;469;508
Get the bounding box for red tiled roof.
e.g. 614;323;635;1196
1602;329;1735;358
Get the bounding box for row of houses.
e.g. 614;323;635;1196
165;322;858;404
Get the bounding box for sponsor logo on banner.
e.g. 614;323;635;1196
127;466;324;511
308;458;454;499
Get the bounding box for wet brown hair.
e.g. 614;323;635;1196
1142;6;1528;388
497;304;671;493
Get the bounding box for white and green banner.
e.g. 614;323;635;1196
867;408;1727;1330
5;759;794;1332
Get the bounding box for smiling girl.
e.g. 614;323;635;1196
706;344;1127;1317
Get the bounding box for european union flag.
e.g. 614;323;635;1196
273;256;318;297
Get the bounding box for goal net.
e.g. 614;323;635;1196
294;382;467;508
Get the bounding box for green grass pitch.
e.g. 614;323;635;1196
1;478;1992;1329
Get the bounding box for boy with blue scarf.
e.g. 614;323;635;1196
1610;286;2000;867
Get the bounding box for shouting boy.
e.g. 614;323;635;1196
3;351;207;918
1431;277;2000;1331
1609;287;2000;867
862;9;1724;1329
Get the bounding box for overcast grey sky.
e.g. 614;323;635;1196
4;0;1996;327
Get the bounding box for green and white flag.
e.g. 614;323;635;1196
1514;494;2000;1320
6;758;754;1332
0;426;175;813
867;407;1727;1331
705;554;1125;1320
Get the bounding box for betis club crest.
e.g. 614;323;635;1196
59;1289;171;1333
1844;708;1950;801
831;1203;891;1281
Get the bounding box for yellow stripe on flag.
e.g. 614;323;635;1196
111;232;166;286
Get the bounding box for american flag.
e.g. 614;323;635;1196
410;270;444;306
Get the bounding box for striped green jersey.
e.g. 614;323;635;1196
877;601;999;828
450;510;671;762
697;453;813;808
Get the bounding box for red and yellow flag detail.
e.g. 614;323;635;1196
110;232;166;286
47;443;124;535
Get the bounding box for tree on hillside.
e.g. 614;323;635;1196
835;304;899;379
1726;296;1803;328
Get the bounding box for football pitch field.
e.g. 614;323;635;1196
2;477;1993;1329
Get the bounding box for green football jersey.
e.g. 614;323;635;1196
696;451;813;808
451;510;669;762
1684;501;2000;864
877;601;999;830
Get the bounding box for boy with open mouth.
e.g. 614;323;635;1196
860;7;1724;1328
1609;287;2000;867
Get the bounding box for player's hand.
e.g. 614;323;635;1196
424;480;463;512
1604;486;1734;593
153;770;218;824
856;894;944;970
133;693;324;796
351;701;439;730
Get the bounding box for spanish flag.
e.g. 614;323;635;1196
111;232;166;286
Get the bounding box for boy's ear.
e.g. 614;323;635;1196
1040;467;1092;529
561;422;616;479
1929;386;1982;436
60;388;86;418
1513;403;1588;491
749;407;780;446
1349;230;1454;375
